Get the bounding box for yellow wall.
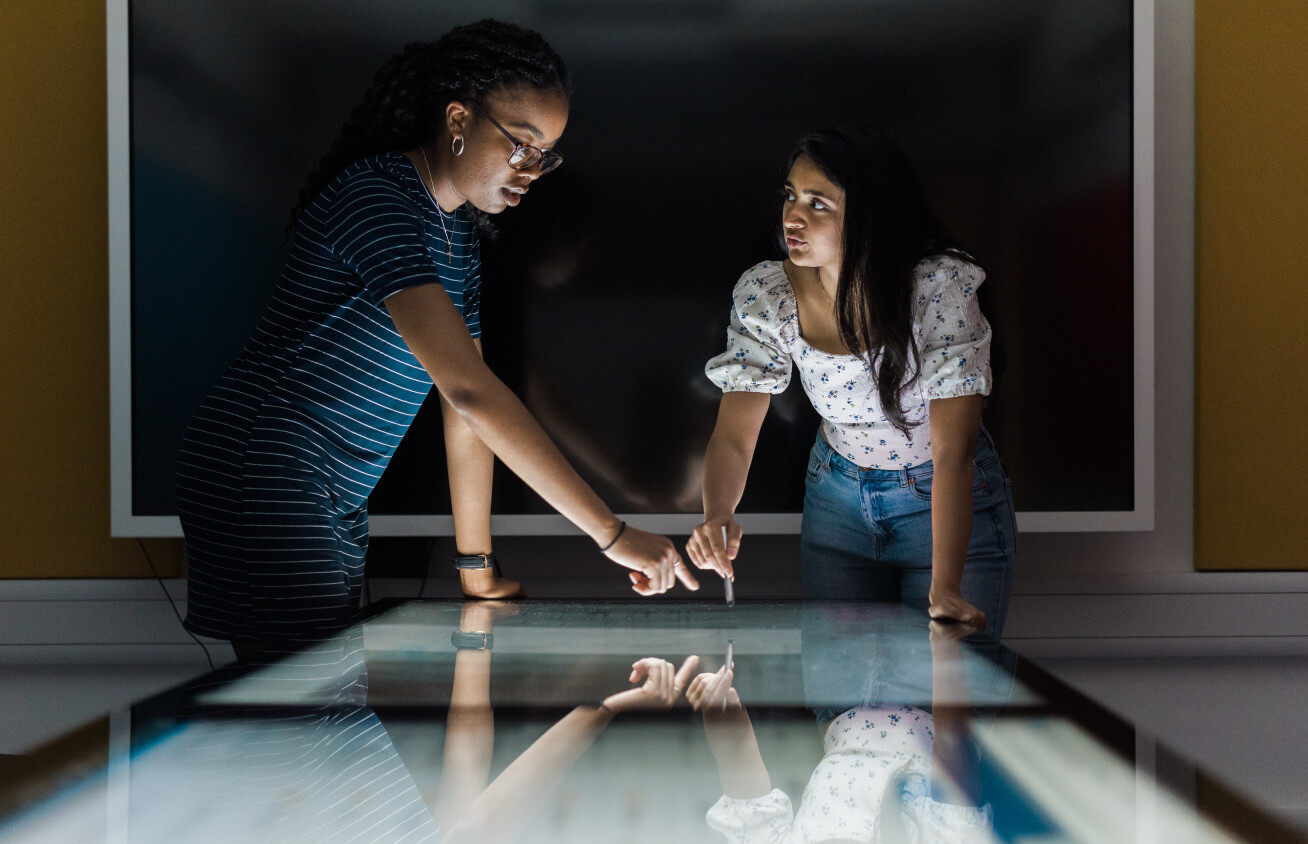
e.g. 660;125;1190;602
0;3;180;577
1195;1;1308;570
0;3;1302;577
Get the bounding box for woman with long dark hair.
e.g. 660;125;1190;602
687;125;1015;633
177;20;697;654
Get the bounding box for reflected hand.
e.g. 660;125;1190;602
685;665;742;716
458;599;521;634
928;589;987;631
928;618;982;643
605;525;700;595
685;517;739;580
602;656;699;713
686;664;758;765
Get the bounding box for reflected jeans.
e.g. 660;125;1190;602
800;427;1017;637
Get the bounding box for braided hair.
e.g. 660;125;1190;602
289;19;571;233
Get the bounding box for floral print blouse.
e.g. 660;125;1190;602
705;705;995;844
704;254;993;469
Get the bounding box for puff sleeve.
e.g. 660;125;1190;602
705;789;795;844
705;264;796;394
912;256;993;400
904;795;996;844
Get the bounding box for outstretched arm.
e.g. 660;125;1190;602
386;284;697;595
440;340;523;598
428;603;500;829
440;656;698;844
925;394;985;628
687;391;772;580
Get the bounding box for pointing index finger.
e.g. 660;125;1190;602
673;556;700;591
674;655;700;692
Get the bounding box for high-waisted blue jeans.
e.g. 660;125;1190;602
800;427;1017;637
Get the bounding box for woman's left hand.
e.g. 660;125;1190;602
601;656;699;714
928;589;987;631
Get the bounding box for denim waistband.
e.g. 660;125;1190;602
815;426;999;482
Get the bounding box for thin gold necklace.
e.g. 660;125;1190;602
811;267;838;314
418;145;453;258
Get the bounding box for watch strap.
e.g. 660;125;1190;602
451;630;493;650
453;553;495;571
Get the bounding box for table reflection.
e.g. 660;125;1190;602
694;613;1006;843
0;601;1267;843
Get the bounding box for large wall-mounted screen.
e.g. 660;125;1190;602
109;0;1153;536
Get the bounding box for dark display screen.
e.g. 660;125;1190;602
128;0;1135;520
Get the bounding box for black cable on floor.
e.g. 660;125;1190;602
138;539;214;671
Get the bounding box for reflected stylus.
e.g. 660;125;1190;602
722;526;735;607
724;638;734;710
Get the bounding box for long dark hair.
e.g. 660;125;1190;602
289;19;572;235
783;125;965;436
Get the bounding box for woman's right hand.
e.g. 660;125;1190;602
686;518;739;581
604;525;700;595
685;665;742;715
686;665;756;760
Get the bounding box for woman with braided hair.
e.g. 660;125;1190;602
177;20;698;656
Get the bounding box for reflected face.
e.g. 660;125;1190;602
782;155;845;271
448;85;569;214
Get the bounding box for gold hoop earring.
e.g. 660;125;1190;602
451;136;464;156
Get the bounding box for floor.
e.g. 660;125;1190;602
0;664;205;756
1035;655;1308;835
2;653;1305;837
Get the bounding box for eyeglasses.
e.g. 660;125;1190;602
467;100;564;175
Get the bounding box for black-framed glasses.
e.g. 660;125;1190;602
468;100;564;175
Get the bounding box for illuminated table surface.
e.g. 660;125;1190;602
0;600;1299;843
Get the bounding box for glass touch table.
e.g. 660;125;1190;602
0;600;1300;843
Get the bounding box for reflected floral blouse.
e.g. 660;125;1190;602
705;705;995;844
704;255;992;469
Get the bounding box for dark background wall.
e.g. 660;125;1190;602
1;1;1304;582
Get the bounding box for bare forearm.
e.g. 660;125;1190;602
709;724;772;799
702;434;755;521
440;706;613;844
441;391;495;555
929;454;974;594
702;392;769;521
433;649;495;828
930;639;981;804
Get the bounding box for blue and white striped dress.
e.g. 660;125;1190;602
177;152;480;642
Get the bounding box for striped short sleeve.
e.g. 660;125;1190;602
326;173;448;307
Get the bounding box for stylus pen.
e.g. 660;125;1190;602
722;526;735;607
